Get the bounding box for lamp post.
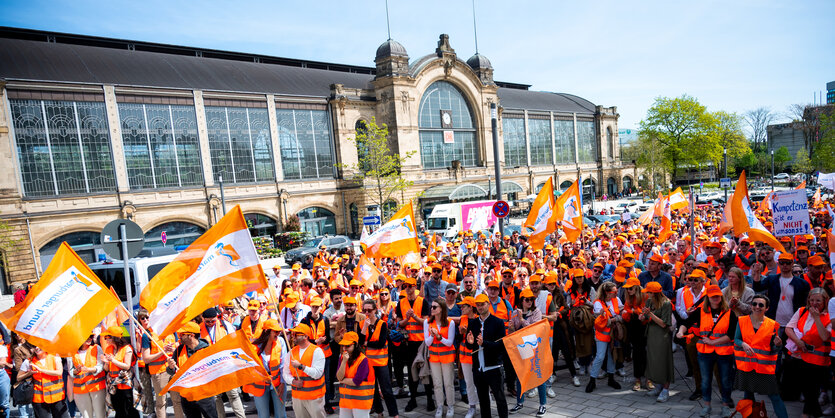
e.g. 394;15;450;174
723;147;728;202
770;149;775;192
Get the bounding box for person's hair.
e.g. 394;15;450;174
624;284;643;307
570;274;591;295
596;282;617;302
252;326;281;354
301;278;313;288
113;335;130;349
704;290;729;313
751;294;770;308
136;308;150;320
363;298;377;312
646;292;669;312
727;267;747;292
316;278;329;288
329;288;343;298
429;297;449;327
346;340;362;366
807;288;829;312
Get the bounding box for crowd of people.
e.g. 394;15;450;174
4;192;835;418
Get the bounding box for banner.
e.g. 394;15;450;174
523;177;557;250
361;201;420;259
502;319;554;394
461;200;498;232
668;187;689;211
553;179;583;243
0;242;120;356
819;172;835;191
730;171;786;253
161;330;268;401
140;205;269;338
771;189;811;237
656;196;673;243
353;255;382;289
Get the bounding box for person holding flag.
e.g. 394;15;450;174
508;288;548;416
243;319;287;418
139;309;183;418
199;308;245;418
284;324;325;418
166;322;213;418
465;294;508;418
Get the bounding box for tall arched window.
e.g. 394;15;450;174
297;207;336;237
40;231;102;269
418;81;479;169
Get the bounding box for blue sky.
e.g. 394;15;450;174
1;0;832;130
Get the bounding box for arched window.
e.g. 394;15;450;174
559;180;574;191
582;178;597;199
144;222;205;249
244;213;278;240
297;207;336;237
607;177;617;196
622;176;634;193
39;231;102;269
418;81;479;169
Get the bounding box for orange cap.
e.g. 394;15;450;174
705;285;722;298
474;294;490;304
339;331;360;346
644;282;662;293
622;277;641;289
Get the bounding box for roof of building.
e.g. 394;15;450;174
0;27;597;113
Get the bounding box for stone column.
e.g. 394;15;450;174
102;85;129;192
192;90;214;187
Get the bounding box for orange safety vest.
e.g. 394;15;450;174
545;294;555;339
310;316;332;357
734;316;779;374
133;328;145;368
501;284;518;308
72;345;106;394
107;345;133;390
241;315;265;341
682;288;699;311
696;309;733;355
489;298;511;333
427;321;455;363
243;341;284;397
399;297;425;342
734;254;752;275
339;353;375;410
290;345;325;400
200;321;229;345
364;319;388;367
797;308;831;366
458;315;473;364
32;354;64;404
442;267;460;284
145;330;174;375
594;299;621;343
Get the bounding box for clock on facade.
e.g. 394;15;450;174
440;110;453;129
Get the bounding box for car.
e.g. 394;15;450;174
612;202;638;214
774;173;790;180
284;235;353;265
637;203;651;212
793;173;807;182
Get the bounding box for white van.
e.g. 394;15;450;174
87;249;179;311
426;200;497;239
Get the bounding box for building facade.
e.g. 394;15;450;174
0;28;633;290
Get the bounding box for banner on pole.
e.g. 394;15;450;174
771;189;811;236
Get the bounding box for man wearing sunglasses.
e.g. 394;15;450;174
424;262;449;302
752;252;810;327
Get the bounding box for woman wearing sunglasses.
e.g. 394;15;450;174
733;294;788;418
425;298;456;418
784;288;831;418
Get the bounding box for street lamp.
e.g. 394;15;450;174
723;147;728;202
770;149;775;192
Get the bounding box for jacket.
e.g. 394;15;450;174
464;314;506;371
409;342;432;385
752;275;810;321
334;313;367;345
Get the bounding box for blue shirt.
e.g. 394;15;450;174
424;279;448;302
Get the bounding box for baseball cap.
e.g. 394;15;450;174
263;319;282;332
474;294;490;304
622;277;641;289
339;331;360;346
457;296;476;307
705;285;722;298
247;300;260;310
644;282;662;293
290;324;312;338
177;322;200;335
343;296;358;305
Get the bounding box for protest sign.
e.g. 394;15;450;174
770;189;811;236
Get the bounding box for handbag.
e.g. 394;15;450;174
13;379;33;405
731;399;767;418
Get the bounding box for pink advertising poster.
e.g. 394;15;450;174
461;200;498;232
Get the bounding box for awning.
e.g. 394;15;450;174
422;183;488;200
479;180;524;196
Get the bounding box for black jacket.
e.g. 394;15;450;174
167;338;210;375
464;314;506;370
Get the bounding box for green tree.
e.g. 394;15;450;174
338;117;416;222
712;111;750;177
793;148;813;175
812;112;835;172
773;146;792;171
622;135;668;193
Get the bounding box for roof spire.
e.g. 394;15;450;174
472;0;479;54
385;0;392;40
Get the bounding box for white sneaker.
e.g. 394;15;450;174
526;389;537;398
446;406;454;418
548;375;556;383
823;404;835;415
465;406;477;418
572;376;581;387
546;387;556;398
656;389;669;403
435;408;443;418
819;391;830;406
616;369;626;377
392;387;401;396
573;360;580;370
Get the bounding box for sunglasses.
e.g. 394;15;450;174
466;266;476;269
431;305;440;310
778;261;793;265
380;292;389;296
362;308;376;313
751;302;766;308
432;269;442;273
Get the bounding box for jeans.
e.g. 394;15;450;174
33;401;69;418
253;385;286;418
744;391;788;418
589;340;614;378
697;352;733;405
16;404;33;418
514;380;546;406
0;372;9;418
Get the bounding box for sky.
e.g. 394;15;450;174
1;0;832;131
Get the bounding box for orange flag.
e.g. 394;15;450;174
502;319;554;394
652;192;665;217
553;179;584;243
362;201;420;258
796;180;806;190
353;255;383;289
140;205;269;338
656;196;673;244
827;229;835;274
668;187;689;212
637;205;654;225
813;188;822;207
730;171;786;253
715;199;734;237
758;191;773;213
0;242;121;356
523;177;558;250
160;330;269;401
103;287;131;329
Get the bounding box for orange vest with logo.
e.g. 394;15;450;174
145;330;175;375
428;322;455;363
696;309;733;355
32;354;64;404
338;353;375;410
290;345;325;400
243;341;284;397
364;319;388;367
72;345;106;394
594;299;621;343
399;297;425;342
797;308;831;366
458;315;473;364
734;316;779;374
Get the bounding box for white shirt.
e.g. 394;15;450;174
534;290;550;314
593;298;623;316
424;319;456;347
282;344;325;385
775;276;795;326
676;287;705;320
280;305;311;330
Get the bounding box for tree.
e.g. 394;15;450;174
773;146;792;171
743;107;775;152
793;148;813;175
622;135;667;193
338;118;416;222
812;112;835;172
712;111;750;177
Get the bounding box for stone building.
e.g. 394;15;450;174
0;27;633;295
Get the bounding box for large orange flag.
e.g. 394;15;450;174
361;201;420;259
652;192;665;217
796;181;806;190
141;205;269;338
731;171;786;253
553;179;583;243
715;199;734;237
656;197;673;244
637;205;654;225
0;243;120;356
668;187;689;212
103;287;131;329
828;229;835;274
758;191;773;213
353;255;382;289
813;188;822;207
160;330;269;401
523;177;558;250
502;319;554;394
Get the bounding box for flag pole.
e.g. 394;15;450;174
115;303;171;360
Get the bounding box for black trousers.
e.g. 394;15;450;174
111;388;139;418
502;349;517;392
372;364;399;416
403;340;433;404
626;319;647;379
474;367;508;418
181;397;218;418
33;401;70;418
390;341;406;388
553;322;577;377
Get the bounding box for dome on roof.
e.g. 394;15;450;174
375;39;408;60
466;53;492;70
